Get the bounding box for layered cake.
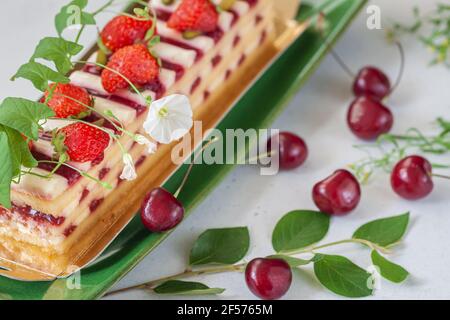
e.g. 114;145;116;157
0;0;275;275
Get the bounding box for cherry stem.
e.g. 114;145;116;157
432;173;450;180
173;137;220;198
103;238;392;297
317;12;355;79
388;41;405;97
104;263;246;297
280;238;392;256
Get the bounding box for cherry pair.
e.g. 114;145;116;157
347;67;394;140
345;42;404;141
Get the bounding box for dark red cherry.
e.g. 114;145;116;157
353;66;391;100
312;169;361;216
391;155;434;200
245;258;292;300
347;95;394;140
141;187;184;232
267;132;308;170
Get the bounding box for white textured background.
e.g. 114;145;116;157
1;0;449;300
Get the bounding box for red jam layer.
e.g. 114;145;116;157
63;224;77;237
0;205;65;227
89;198;104;213
162;60;185;80
88;90;147;116
32;150;82;186
99;168;111;180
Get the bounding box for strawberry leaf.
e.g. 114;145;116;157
11;62;70;92
0;97;55;140
31;37;83;74
55;0;96;37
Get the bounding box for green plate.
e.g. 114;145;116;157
0;0;366;300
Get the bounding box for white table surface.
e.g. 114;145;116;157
1;0;449;300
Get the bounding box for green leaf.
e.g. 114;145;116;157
153;280;225;296
12;62;69;92
371;250;409;283
31;37;83;74
313;254;374;298
189;227;250;266
272;210;330;253
0;132;14;208
0;97;55;140
55;0;96;37
3;126;37;170
267;255;311;268
353;213;410;247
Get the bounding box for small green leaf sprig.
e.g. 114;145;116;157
105;211;410;299
0;0;159;208
387;3;450;67
349;117;450;183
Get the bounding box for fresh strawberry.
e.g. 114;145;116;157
100;15;154;52
167;0;219;33
55;123;110;163
42;83;92;119
101;44;159;93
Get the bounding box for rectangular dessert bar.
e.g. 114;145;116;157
0;0;276;275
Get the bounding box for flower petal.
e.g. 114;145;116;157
143;94;193;144
120;153;137;181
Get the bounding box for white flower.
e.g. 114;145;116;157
120;153;137;181
39;119;77;131
143;94;193;144
135;134;157;154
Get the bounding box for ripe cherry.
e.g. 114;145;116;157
353;67;391;100
391;155;434;200
267;132;308;170
312;169;361;216
347;95;394;140
141;187;184;232
245;258;292;300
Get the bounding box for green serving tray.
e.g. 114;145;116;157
0;0;366;300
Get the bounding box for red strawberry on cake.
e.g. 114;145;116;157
101;43;160;93
42;83;92;119
101;15;155;52
54;123;110;163
167;0;219;33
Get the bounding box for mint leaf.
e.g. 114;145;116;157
189;227;250;266
55;0;96;37
12;62;69;91
0;131;14;208
31;37;83;74
353;213;410;247
371;250;409;283
0;97;55;140
153;280;225;296
314;254;374;298
272;210;330;253
268;255;312;268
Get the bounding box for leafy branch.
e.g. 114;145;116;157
105;212;410;299
387;3;450;67
350;117;450;183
